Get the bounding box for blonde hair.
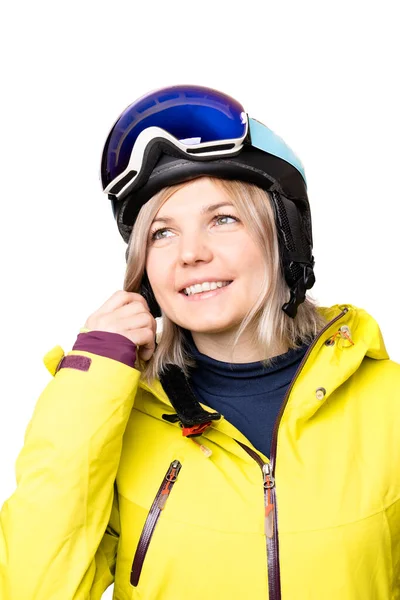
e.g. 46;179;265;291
123;176;328;385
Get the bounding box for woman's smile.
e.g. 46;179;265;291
179;280;234;301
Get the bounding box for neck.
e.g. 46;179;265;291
189;328;288;363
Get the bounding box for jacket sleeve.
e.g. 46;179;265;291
0;331;139;599
89;481;121;599
88;481;120;599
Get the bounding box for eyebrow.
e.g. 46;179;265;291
151;202;235;225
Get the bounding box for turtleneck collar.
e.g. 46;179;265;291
183;330;310;396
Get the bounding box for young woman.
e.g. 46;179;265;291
1;85;399;600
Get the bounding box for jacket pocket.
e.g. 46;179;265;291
130;459;182;587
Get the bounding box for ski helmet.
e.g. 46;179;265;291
100;84;315;318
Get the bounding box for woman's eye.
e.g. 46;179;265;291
150;214;238;242
214;214;238;226
150;227;171;241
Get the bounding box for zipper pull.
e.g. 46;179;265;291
157;460;182;510
325;325;354;346
339;325;354;345
190;437;213;457
263;463;275;539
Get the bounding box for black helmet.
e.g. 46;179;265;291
100;84;315;318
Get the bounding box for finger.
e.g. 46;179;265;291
96;290;150;315
113;300;154;321
127;327;156;348
117;313;156;334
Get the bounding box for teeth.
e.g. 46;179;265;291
184;281;231;296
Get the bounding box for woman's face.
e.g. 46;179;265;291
145;178;266;336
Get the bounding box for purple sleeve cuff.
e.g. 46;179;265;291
72;331;137;368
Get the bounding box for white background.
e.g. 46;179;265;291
1;1;399;597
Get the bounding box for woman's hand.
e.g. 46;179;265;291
83;290;157;362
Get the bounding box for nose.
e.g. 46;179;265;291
178;230;213;266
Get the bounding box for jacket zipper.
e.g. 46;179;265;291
236;307;348;599
130;459;182;587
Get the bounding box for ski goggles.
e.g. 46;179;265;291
101;84;306;200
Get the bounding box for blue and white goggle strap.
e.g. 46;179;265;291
104;121;248;199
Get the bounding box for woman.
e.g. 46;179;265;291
1;85;399;600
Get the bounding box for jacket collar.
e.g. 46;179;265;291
138;303;389;430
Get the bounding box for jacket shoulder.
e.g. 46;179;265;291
355;356;400;397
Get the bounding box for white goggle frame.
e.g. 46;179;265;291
103;112;249;200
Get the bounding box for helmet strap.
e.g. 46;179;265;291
282;264;315;318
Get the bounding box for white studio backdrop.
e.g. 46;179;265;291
1;1;399;597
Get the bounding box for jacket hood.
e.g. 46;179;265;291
317;303;389;360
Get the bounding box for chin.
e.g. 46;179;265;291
180;317;241;334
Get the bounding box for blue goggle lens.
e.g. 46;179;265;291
101;85;246;188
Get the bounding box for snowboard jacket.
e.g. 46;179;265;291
1;303;400;599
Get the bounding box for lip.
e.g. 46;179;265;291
179;281;233;301
178;278;233;292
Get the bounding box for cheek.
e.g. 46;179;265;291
237;246;266;291
230;238;264;270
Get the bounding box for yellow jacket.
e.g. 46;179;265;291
1;303;400;599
